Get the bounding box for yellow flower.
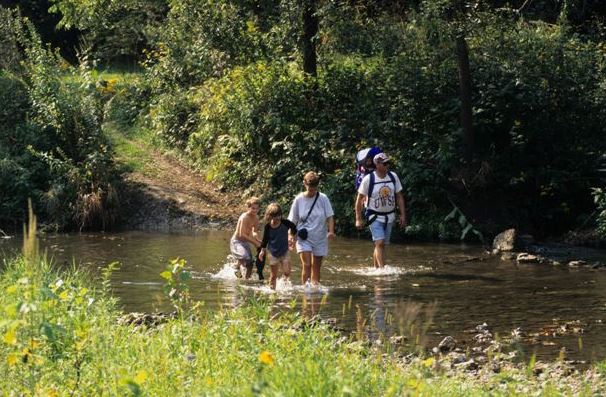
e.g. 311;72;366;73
7;353;19;366
59;290;70;302
3;328;17;345
422;357;435;367
134;370;148;385
258;351;274;365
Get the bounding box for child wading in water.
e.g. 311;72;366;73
230;197;262;278
259;203;297;290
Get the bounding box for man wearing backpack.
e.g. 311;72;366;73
355;152;407;268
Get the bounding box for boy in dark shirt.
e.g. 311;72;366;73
259;203;297;290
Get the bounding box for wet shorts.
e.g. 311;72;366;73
369;221;394;243
268;252;291;267
296;239;328;257
230;236;252;263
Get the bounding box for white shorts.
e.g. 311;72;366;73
296;239;328;257
230;236;252;263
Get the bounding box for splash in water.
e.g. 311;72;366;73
346;264;433;276
276;277;294;292
292;280;329;295
211;261;261;281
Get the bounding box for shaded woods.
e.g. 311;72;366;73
1;1;606;242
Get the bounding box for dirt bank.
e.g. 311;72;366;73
117;143;242;232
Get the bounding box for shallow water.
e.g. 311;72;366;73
2;230;606;362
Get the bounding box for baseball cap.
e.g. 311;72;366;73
373;152;390;165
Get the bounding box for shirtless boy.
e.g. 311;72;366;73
230;197;262;278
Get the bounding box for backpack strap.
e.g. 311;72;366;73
365;171;397;227
367;171;376;198
367;171;396;198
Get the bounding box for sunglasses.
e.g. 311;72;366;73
304;180;319;187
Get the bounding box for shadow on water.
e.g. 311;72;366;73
2;230;606;362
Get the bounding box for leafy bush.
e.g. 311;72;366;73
178;11;606;240
103;75;152;128
0;9;120;230
593;188;606;238
142;0;299;93
148;89;200;149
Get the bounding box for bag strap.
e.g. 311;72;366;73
368;171;375;198
301;192;320;225
368;171;396;200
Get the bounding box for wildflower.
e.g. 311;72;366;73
134;370;148;385
7;353;19;366
258;351;274;365
3;328;17;345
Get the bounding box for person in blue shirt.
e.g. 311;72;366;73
259;203;297;290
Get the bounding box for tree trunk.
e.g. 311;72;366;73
456;34;474;159
302;0;318;77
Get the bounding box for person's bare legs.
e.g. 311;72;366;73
269;264;278;290
374;240;385;268
300;251;312;284
244;262;253;279
311;255;323;285
234;259;246;278
282;258;291;282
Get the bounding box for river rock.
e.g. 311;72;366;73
389;335;406;345
492;229;517;252
454;358;478;371
437;336;457;352
516;253;540;263
117;311;177;328
568;260;587;267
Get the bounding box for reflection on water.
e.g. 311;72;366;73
1;230;606;362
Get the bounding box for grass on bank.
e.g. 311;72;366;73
104;122;159;177
1;214;606;395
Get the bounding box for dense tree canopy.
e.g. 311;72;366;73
1;0;606;239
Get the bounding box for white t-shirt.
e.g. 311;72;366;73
358;171;403;223
288;192;334;246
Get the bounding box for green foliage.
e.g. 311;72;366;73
2;248;605;395
143;0;298;90
159;257;192;314
592;187;606;238
49;0;168;62
0;8;120;230
444;202;485;243
102;74;152;128
148;89;200;149
173;10;606;239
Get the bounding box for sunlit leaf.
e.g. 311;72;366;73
160;271;172;281
5;304;18;317
59;290;70;301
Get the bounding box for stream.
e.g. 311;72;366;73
2;230;606;362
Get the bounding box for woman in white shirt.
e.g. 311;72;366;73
288;171;335;286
